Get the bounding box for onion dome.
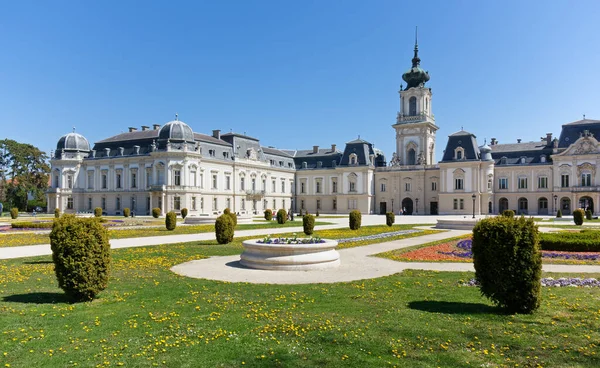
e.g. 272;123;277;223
479;140;493;161
56;131;90;152
402;28;430;90
158;117;194;142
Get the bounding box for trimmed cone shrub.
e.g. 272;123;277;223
54;208;61;218
10;207;18;219
215;213;234;244
276;209;287;224
94;207;102;217
165;211;177;230
303;214;315;235
573;209;585;226
123;208;130;218
224;208;237;226
181;208;188;219
386;212;395;227
264;209;273;221
316;210;320;217
152;207;161;218
50;214;110;302
556;209;562;218
472;216;541;314
585;209;592;220
349;210;362;230
501;209;515;218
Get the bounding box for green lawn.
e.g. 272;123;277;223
1;238;599;367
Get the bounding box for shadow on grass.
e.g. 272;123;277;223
3;292;71;304
23;260;53;265
408;300;502;315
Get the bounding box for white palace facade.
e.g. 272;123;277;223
48;40;600;217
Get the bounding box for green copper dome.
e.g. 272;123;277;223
402;35;430;89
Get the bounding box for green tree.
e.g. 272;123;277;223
0;139;50;211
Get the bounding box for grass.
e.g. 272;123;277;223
1;239;599;367
0;220;333;248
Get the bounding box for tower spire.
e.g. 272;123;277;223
412;26;420;67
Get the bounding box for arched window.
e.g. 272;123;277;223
407;149;416;165
499;198;509;213
518;198;528;214
409;96;417;116
349;153;358;165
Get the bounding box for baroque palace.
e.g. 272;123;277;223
48;40;599;217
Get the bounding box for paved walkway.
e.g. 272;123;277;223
171;229;600;284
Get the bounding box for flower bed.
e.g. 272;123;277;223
258;234;325;245
462;277;600;288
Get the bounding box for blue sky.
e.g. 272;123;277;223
1;1;599;161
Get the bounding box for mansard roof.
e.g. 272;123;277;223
490;141;553;165
441;130;480;162
292;148;343;169
558;118;600;148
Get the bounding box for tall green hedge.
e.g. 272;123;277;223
303;214;315;235
472;216;541;314
50;214;110;302
385;212;395;227
585;209;593;220
165;211;177;230
540;230;600;252
264;209;273;221
349;210;361;230
94;207;102;217
215;214;234;244
276;209;287;224
573;209;584;226
123;208;130;218
152;207;161;218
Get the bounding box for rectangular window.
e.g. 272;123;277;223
350;182;356;192
518;177;527;189
272;180;276;192
332;199;337;210
146;171;152;188
459;199;464;210
226;176;231;190
499;178;508;190
241;199;246;210
191;171;197;187
301;182;305;194
240;177;245;191
282;200;285;209
213;198;217;210
200;197;204;210
453;198;458;210
102;174;108;189
226;198;231;209
561;174;569;188
102;197;106;210
582;173;592;187
174;196;181;210
252;178;256;191
273;199;276;209
381;183;386;192
131;196;136;211
67;197;73;210
431;182;437;191
348;199;358;209
116;197;121;210
88;197;92;210
213;175;218;189
316;181;321;194
131;172;137;188
116;173;122;189
332;180;337;193
174;170;181;186
199;174;204;188
262;179;266;191
538;176;548;189
454;179;463;190
87;172;94;189
405;182;411;191
281;180;285;193
316;200;321;210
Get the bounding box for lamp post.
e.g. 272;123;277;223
553;194;558;215
391;198;394;213
472;193;476;219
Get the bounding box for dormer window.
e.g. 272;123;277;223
500;157;507;165
349;154;358;165
302;161;307;169
540;155;546;163
454;147;465;160
520;157;526;164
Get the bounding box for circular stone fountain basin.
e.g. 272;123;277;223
240;239;340;271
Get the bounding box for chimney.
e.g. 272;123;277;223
153;124;160;130
546;133;552;146
490;138;497;145
141;125;149;131
517;139;522;143
128;127;137;132
313;145;319;154
212;130;221;139
331;144;336;152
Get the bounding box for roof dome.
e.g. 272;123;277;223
56;132;90;152
402;33;430;90
158;119;194;142
479;141;493;161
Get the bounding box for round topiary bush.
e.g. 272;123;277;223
386;212;395;227
349;210;361;230
215;213;234;244
165;211;177;230
585;209;592;221
10;207;18;219
50;214;110;302
501;210;515;218
556;209;562;218
223;208;237;227
181;208;188;219
94;207;102;217
264;209;273;221
472;216;541;314
152;207;161;218
303;213;315;235
573;209;585;226
54;208;61;218
276;209;287;224
123;208;130;218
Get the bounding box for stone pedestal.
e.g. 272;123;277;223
240;239;340;270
